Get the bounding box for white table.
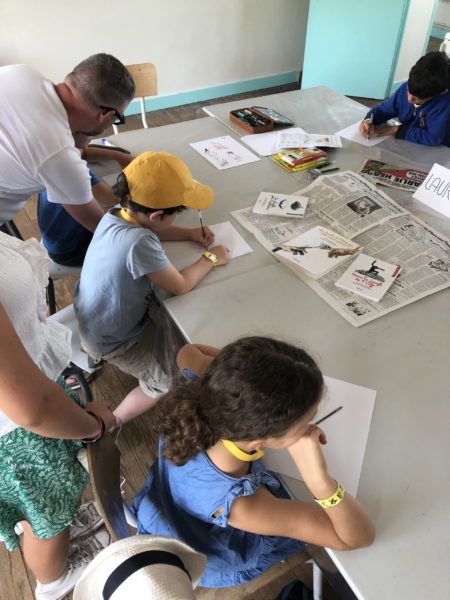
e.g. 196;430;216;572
204;86;450;171
106;96;450;600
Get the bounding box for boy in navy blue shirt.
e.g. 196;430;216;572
359;52;450;146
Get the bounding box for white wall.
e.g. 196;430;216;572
0;0;309;94
393;0;438;84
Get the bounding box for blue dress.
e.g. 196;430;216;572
133;437;305;587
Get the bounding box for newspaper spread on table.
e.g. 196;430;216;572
232;171;450;327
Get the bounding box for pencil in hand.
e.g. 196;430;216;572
198;210;206;239
314;405;343;426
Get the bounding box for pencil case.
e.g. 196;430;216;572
229;106;294;134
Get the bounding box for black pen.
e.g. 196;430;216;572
314;405;343;426
198;210;206;239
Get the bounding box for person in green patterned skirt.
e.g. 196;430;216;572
0;232;116;600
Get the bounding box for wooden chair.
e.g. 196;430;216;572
113;63;157;134
87;435;133;541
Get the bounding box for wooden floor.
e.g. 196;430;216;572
2;83;350;600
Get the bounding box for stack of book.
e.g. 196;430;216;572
272;147;329;172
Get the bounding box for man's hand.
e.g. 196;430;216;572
114;152;136;169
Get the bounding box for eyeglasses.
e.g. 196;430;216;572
99;105;125;126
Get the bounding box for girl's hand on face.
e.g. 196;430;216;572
287;426;332;492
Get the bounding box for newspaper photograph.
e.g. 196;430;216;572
303;170;408;238
360;159;428;191
302;214;450;326
231;170;450;327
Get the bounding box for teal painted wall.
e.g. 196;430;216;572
302;0;410;99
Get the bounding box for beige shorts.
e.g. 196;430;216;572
82;319;172;397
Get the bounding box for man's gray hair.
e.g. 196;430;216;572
67;53;135;108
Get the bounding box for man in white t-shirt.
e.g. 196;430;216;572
0;53;135;232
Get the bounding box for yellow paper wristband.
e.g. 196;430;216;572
314;482;345;509
203;250;218;267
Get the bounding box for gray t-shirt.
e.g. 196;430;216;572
74;211;169;353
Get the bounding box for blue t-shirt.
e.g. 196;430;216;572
37;170;100;265
73;210;169;354
133;437;304;587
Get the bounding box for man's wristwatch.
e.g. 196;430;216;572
203;250;218;267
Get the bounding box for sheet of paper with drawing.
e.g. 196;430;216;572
335;120;389;147
162;221;253;271
241;130;284;156
278;131;342;149
190;135;260;170
263;376;376;496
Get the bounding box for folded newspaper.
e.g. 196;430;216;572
360;159;427;191
231;171;450;327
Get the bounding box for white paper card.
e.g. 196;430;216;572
263;376;376;496
279;131;342;149
190;135;260;170
241;128;307;156
335;120;389;147
412;162;450;218
240;131;280;156
253;191;308;218
273;127;309;149
162;221;253;271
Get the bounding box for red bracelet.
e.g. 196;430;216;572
81;411;106;443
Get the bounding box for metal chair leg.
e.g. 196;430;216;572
47;277;57;315
62;362;93;404
1;220;23;239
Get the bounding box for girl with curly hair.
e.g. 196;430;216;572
133;337;375;588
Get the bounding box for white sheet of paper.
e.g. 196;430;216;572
413;162;450;218
162;221;253;271
241;131;281;156
335;120;390;147
263;376;376;496
241;127;307;156
190;135;260;170
278;131;342;149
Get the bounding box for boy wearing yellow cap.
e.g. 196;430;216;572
74;152;228;423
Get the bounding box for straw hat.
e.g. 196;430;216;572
73;535;206;600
